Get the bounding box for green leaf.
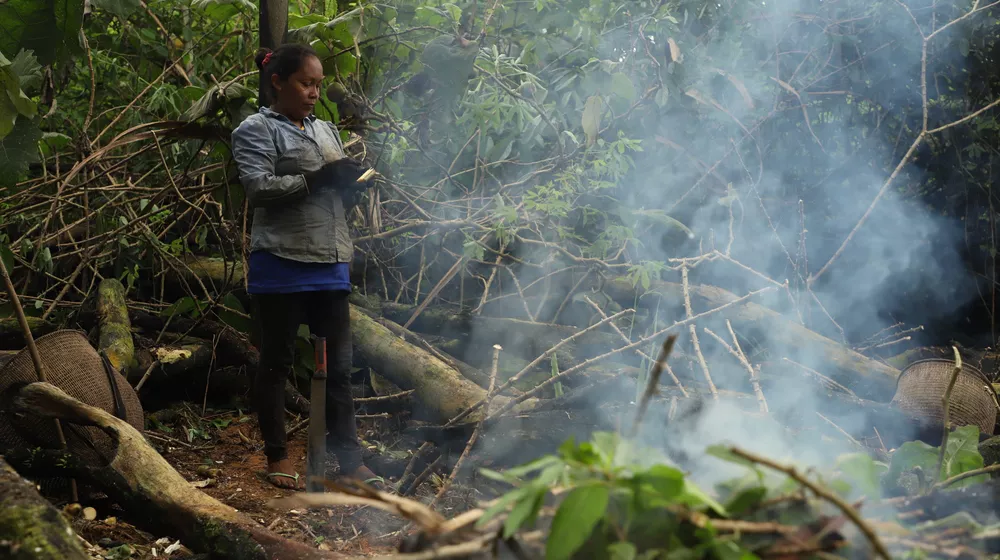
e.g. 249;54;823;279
590;431;620;466
608;543;637;560
161;296;198;319
724;486;767;516
836;453;887;498
191;0;256;21
636;464;685;501
888;426;986;488
582;95;602;148
0;0;86;65
91;0;142;19
545;484;609;560
287;8;362;44
654;85;669;107
0;117;41;186
35;246;52;274
38;132;71;158
678;479;728;516
940;425;988;487
182;83;254;122
610;73;636;103
706;445;763;471
0;52;36;130
477;486;530;528
503;454;563;479
503;485;545;538
10;49;41;93
218;293;253;334
0;241;14;274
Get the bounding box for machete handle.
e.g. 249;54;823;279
314;336;328;379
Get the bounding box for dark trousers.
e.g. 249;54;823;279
252;290;362;473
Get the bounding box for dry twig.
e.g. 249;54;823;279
729;446;891;559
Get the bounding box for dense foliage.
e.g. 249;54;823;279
4;0;1000;557
4;0;1000;351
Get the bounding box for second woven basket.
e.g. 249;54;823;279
891;359;998;436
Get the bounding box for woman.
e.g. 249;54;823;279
231;43;377;490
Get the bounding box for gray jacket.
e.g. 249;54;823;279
231;107;353;263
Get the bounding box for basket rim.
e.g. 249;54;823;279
896;358;996;398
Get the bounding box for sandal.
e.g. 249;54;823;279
263;471;301;490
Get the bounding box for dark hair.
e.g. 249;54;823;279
255;43;319;105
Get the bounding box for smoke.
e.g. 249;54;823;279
609;0;982;481
363;0;990;496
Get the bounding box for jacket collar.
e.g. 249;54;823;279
259;106;316;124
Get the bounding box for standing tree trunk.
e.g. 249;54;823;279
0;457;88;560
258;0;290;106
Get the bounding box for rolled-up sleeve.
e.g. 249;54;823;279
231;118;309;207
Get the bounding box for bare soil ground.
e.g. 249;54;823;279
64;412;464;559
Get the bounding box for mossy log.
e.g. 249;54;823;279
7;382;357;560
604;277;901;401
0;457;88;560
0;317;56;350
97;279;136;372
182;256;246;289
351;307;525;422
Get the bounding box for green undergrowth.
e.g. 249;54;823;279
480;425;996;560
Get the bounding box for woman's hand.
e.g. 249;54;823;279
305;158;374;191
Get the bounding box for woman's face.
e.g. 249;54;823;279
271;55;324;122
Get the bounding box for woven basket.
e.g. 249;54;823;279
891;359;998;436
0;330;144;469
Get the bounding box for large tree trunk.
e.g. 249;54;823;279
604;277;901;401
0;457;89;560
7;382;357;560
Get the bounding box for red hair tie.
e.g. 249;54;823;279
262;52;273;66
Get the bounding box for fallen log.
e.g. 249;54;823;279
351;307;524;422
603;277;901;400
350;293;629;370
0;317;56;350
97;279;135;372
0;457;88;560
129;310;257;371
7;382;356;560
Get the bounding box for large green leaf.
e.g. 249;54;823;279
835;453;888;499
90;0;142;19
38;131;71;158
10;49;41;93
287;7;363;45
610;72;636;103
181;82;254;122
582;95;602;147
0;0;86;65
887;425;987;488
545;484;609;560
0;51;36;136
191;0;256;21
0;116;41;186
